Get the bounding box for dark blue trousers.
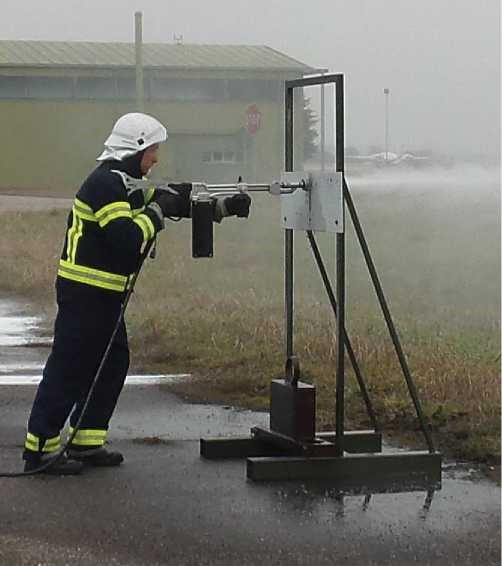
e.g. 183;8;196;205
26;278;129;452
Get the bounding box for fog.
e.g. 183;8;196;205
0;0;499;334
0;0;499;161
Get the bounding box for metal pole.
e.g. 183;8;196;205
335;75;345;456
285;85;294;359
343;178;435;453
320;82;325;172
135;11;145;112
306;231;379;431
384;88;389;161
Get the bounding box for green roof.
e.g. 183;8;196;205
0;40;316;73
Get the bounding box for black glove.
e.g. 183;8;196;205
224;193;251;218
154;183;192;218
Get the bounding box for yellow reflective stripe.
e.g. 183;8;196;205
24;433;61;453
66;211;77;261
145;187;155;204
74;198;93;214
25;432;39;451
133;216;149;241
132;206;145;218
58;260;128;292
133;213;155;242
42;435;61;453
69;428;107;446
74;198;97;222
95;201;132;228
125;274;135;290
69;215;83;263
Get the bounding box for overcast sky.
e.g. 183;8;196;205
1;0;499;159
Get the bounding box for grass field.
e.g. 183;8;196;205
0;167;499;464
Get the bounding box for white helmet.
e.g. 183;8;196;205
97;112;168;161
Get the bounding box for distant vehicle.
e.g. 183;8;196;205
346;151;430;165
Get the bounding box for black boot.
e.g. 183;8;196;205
66;446;124;467
23;451;84;475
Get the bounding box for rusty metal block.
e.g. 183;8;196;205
270;379;315;441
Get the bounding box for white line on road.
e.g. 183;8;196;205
0;374;191;386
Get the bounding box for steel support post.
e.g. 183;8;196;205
284;84;294;360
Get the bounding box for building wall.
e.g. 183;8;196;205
0;70;305;195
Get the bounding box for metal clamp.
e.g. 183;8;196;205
285;355;301;387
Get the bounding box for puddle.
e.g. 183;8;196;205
0;298;51;375
0;302;43;347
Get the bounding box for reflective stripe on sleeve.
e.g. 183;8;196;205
133;213;155;242
66;210;78;262
95;201;132;228
70;215;84;263
145;187;155;204
58;260;128;292
132;206;145;218
69;427;107;447
74;198;97;222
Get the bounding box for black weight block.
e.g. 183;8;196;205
270;379;315;441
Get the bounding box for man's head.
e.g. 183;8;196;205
97;112;167;176
140;143;160;176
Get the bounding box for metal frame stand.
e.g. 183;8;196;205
200;74;441;492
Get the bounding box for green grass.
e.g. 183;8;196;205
0;177;499;465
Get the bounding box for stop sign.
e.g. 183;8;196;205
246;104;262;135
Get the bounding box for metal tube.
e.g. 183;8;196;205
320;81;325;172
306;231;379;431
384;88;390;161
134;12;144;113
205;183;272;190
335;75;345;172
343;178;435;453
286;74;343;88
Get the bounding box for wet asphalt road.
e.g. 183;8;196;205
0;384;500;566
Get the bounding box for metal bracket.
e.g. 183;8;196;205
281;171;344;233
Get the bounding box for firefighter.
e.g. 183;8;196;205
23;112;251;474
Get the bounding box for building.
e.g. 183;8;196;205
0;40;317;194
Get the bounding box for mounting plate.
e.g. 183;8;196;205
280;170;344;233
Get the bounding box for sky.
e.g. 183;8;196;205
1;0;500;159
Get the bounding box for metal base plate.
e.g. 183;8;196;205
247;451;442;491
200;429;382;460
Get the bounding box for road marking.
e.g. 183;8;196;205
0;374;191;386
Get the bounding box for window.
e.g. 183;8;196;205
116;78;135;100
116;78;150;100
0;76;28;98
151;78;225;101
227;79;279;101
0;76;74;99
74;77;116;100
202;150;244;164
27;77;73;99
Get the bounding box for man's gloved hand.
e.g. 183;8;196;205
224;193;251;218
153;183;192;218
168;183;192;217
212;193;252;223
